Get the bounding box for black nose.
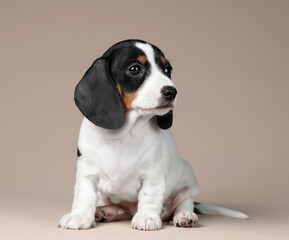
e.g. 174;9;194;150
161;86;177;101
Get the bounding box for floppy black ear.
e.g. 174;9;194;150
156;110;173;130
74;58;125;129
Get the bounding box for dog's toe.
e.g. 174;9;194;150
131;212;162;231
95;205;125;222
173;212;198;228
58;213;96;230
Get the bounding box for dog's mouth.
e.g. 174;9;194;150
156;103;173;109
138;103;173;111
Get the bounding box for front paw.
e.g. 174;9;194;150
131;212;162;231
58;213;96;230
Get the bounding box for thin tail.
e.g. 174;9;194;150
194;202;249;220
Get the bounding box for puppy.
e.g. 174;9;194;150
58;39;248;231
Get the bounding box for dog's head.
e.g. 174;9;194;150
74;39;177;130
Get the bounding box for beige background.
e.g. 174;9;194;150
1;0;288;239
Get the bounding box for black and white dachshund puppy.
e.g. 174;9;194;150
59;39;248;231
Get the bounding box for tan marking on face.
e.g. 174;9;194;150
137;55;147;65
117;83;137;111
117;83;122;95
161;56;166;65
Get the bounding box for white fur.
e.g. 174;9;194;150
58;43;200;231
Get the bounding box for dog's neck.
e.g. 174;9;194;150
98;110;157;140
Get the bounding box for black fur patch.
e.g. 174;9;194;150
154;48;172;78
77;148;81;157
156;110;173;129
104;41;150;94
74;58;125;129
194;202;202;214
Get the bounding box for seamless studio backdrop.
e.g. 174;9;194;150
0;1;288;240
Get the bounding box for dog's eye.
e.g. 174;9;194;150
164;66;172;77
129;64;141;75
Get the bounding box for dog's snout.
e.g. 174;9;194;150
161;86;177;101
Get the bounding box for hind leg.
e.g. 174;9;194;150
95;205;132;222
172;198;198;227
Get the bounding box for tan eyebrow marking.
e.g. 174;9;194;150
137;55;147;64
161;56;166;65
117;83;137;112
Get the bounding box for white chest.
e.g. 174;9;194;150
97;173;142;203
78;117;162;202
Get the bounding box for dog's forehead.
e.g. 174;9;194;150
134;42;168;69
135;43;156;65
134;42;166;67
102;40;165;64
